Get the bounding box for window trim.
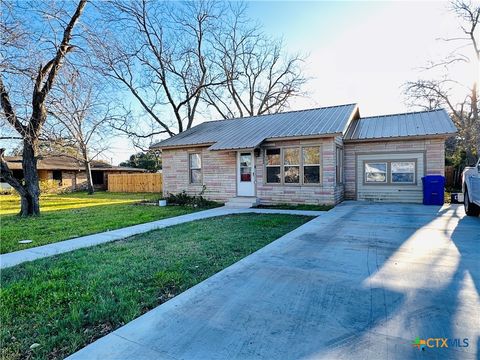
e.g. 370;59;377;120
264;145;322;186
188;152;203;185
283;147;300;184
265;148;282;184
362;159;417;186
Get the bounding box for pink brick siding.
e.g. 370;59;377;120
344;138;446;200
162;137;344;205
162;147;236;202
162;137;446;205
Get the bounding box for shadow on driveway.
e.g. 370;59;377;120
68;202;480;360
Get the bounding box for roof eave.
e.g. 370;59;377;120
343;133;456;143
263;133;343;143
152;142;215;150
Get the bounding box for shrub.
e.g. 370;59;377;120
165;186;218;208
39;180;61;194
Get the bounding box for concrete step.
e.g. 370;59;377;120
225;197;258;208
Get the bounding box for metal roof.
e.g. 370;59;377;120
345;109;456;141
151;104;359;150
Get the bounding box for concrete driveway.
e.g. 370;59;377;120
68;202;480;360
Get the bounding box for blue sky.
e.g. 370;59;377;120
102;1;475;164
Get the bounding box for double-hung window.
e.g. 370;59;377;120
303;146;321;184
189;153;202;184
265;149;281;183
265;146;321;185
284;148;300;183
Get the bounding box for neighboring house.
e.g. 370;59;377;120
151;104;456;205
1;156;145;191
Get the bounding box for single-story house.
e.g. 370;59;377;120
151;104;456;205
1;156;145;191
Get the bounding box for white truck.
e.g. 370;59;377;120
463;158;480;216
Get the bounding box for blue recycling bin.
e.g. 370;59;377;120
422;175;445;205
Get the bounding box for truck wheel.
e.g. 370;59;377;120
464;189;480;216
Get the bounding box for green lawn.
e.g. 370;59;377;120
0;213;312;360
255;203;333;211
0;192;219;254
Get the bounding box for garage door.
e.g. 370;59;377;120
356;152;424;203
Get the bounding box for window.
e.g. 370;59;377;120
336;147;343;184
266;148;281;183
239;153;252;182
189;153;202;184
284;148;300;183
365;162;387;183
303;146;321;184
52;170;62;184
266;146;322;185
391;161;415;183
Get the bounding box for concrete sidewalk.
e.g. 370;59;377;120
67;202;479;360
0;207;322;269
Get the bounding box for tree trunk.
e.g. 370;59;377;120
84;160;94;195
21;140;41;216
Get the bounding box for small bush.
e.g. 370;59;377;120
165;186;218;208
39;180;61;194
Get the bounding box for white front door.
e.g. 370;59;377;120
237;151;255;196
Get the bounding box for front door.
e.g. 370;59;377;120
237;151;255;196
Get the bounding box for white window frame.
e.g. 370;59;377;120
189;152;202;184
264;145;322;185
265;148;282;184
302;146;321;185
284;147;300;184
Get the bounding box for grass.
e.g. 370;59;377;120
255;203;333;211
0;192;220;254
0;213;312;360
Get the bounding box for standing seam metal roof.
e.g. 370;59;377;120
345;109;456;140
151;106;456;150
152;103;358;150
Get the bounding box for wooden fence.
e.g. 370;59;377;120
108;173;162;193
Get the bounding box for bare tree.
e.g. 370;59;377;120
404;1;480;164
93;0;226;147
0;0;88;216
48;72;112;194
204;4;307;119
93;0;308;147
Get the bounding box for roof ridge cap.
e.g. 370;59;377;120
360;108;445;120
202;103;358;124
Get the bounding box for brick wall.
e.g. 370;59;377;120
256;138;341;205
162;147;237;202
344;138;445;200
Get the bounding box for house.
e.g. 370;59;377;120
1;156;145;191
151;104;456;205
